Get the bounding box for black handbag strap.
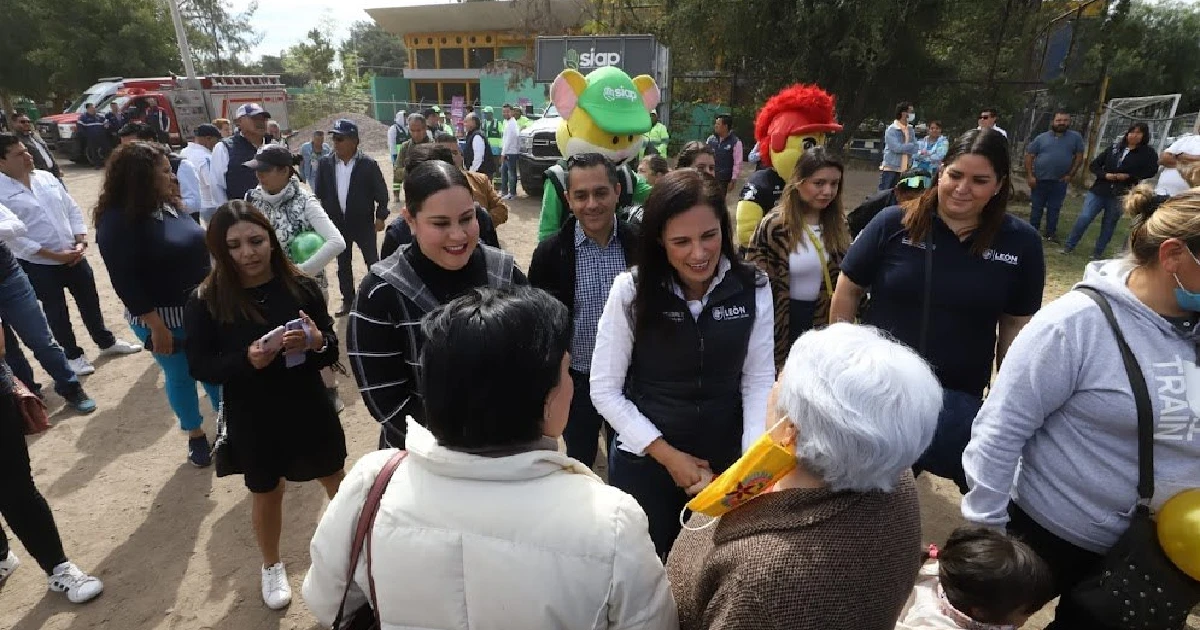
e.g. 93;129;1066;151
1076;286;1155;502
918;228;934;354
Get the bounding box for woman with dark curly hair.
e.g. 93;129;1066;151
95;142;221;467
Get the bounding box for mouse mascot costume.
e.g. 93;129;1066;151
734;84;842;248
536;66;658;241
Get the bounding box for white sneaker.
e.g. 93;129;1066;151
99;339;143;357
48;562;103;603
0;550;19;588
67;356;96;376
261;562;291;610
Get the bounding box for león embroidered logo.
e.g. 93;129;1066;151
712;305;749;321
982;249;1020;265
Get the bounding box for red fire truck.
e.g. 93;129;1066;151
37;75;288;163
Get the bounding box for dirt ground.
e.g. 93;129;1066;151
0;157;1190;629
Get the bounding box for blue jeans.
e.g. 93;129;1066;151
879;170;900;191
0;266;80;396
1029;179;1069;237
500;154;520;196
129;323;220;432
913;389;983;494
1065;191;1124;257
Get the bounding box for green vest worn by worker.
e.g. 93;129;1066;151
646;121;669;157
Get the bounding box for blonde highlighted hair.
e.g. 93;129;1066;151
1124;184;1200;266
778;147;850;255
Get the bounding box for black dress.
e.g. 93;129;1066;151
184;275;346;492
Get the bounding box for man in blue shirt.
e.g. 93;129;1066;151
1024;112;1085;242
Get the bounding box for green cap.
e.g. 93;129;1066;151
483;105;494;113
576;67;651;135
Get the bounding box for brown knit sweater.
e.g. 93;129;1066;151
665;473;923;630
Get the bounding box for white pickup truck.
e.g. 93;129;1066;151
517;105;561;197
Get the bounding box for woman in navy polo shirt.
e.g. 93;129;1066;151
829;129;1045;492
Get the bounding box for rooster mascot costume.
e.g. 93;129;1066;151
536;66;658;241
734;84;842;248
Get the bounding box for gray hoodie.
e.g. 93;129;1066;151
962;259;1200;553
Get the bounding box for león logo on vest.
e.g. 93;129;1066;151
982;249;1020;265
712;305;749;321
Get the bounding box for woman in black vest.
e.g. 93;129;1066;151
591;169;775;557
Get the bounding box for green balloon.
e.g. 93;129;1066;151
289;231;325;264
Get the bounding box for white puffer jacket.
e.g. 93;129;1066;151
302;419;679;630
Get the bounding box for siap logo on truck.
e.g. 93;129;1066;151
563;48;623;70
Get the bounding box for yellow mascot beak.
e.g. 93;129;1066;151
769;134;825;181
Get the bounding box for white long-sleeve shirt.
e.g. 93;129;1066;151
180;142;216;213
469;134;487;172
175;159;203;215
591;257;776;456
501;118;521;156
0;171;86;265
209;140;231;205
251;182;347;276
0;202;30;240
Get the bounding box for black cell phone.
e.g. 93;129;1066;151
144;336;185;354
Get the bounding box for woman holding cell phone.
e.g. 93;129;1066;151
184;200;346;611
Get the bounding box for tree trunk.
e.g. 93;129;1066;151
0;93;15;124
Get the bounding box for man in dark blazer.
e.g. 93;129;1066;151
313;118;390;315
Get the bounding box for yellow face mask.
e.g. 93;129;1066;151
681;418;797;525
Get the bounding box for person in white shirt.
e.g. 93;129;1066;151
1154;133;1200;199
976;107;1008;138
0;134;142;375
500;104;522;199
591;169;775;558
180;124;223;221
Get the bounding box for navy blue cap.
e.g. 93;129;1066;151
329;118;358;137
194;124;221;138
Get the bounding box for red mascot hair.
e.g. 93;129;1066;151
754;84;843;168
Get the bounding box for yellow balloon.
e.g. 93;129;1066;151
1157;488;1200;581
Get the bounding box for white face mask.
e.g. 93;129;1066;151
908;112;916;123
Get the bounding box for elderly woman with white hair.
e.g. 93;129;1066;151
666;323;943;630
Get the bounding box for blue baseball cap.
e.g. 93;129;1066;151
235;103;270;119
329;118;358;137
